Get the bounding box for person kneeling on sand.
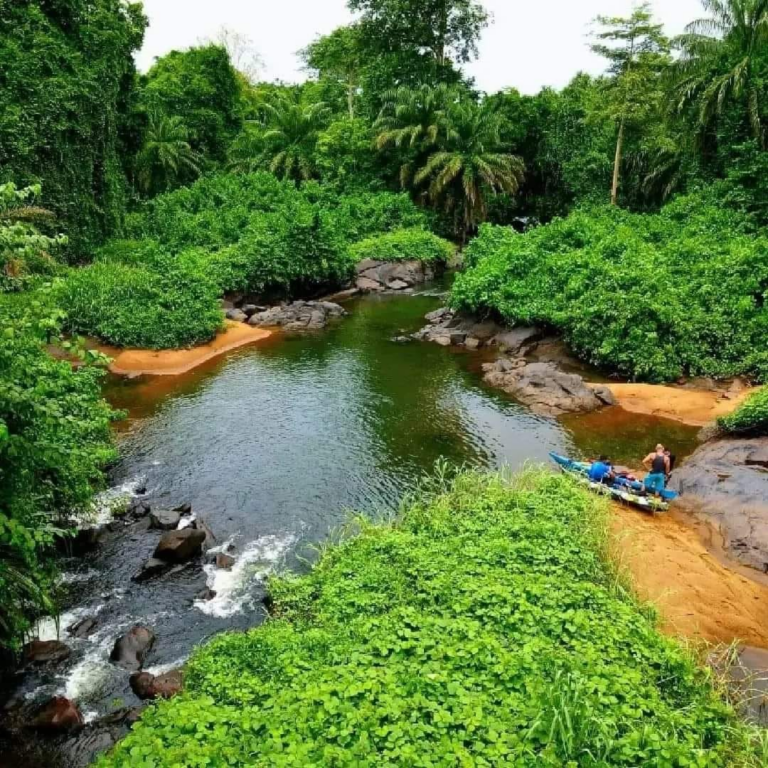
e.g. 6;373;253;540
643;444;670;496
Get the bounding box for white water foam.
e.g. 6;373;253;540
144;655;189;676
195;534;296;618
34;603;105;642
85;476;147;527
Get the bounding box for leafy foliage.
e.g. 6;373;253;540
452;190;768;382
719;386;768;435
0;302;116;649
98;469;760;766
135;114;201;196
349;228;455;263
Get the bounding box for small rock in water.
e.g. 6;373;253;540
68;616;98;639
109;625;155;671
174;502;192;515
132;557;168;583
192;518;217;551
29;697;84;733
225;308;248;323
195;587;217;601
23;639;71;666
130;669;184;700
134;485;147;496
149;509;181;531
215;553;235;570
390;335;412;344
128;499;151;519
154;528;206;563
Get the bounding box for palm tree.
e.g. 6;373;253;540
413;101;525;240
674;0;768;147
136;114;202;195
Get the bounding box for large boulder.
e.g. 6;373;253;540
482;360;616;417
29;697;84;732
109;625;155;671
247;301;346;331
129;669;183;700
153;528;206;563
355;259;435;292
669;438;768;571
23;640;71;666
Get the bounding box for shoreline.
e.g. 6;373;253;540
94;322;272;377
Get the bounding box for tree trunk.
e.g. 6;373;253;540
611;119;625;206
436;0;448;66
347;82;355;119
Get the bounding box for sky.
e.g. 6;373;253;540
135;0;705;95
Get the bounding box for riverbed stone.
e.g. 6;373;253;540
132;557;168;582
247;301;346;330
225;308;248;323
154;528;206;563
23;640;71;666
669;438;768;571
192;518;216;550
109;625;155;671
29;697;84;732
215;552;235;570
129;669;183;700
68;616;98;639
195;587;216;601
355;259;436;292
128;499;151;519
492;327;542;354
149;509;181;531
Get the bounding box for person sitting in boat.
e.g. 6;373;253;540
643;444;670;496
588;455;614;485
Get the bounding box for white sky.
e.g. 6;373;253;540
136;0;705;94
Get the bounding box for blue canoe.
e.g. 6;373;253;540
550;452;677;513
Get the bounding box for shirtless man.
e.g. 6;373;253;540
642;444;670;496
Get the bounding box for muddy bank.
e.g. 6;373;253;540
93;322;272;377
610;503;768;649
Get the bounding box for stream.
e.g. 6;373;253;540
2;287;702;765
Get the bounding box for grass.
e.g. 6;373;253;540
98;468;764;766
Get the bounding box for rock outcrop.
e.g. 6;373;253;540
669;438;768;571
109;625;155;671
22;640;71;666
29;697;84;732
153;528;206;563
482;360;616;417
355;259;437;292
149;509;181;531
247;301;346;331
129;669;183;700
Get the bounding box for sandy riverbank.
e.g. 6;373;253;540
610;504;768;649
606;383;754;427
96;322;272;377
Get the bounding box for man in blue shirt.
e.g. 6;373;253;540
588;455;613;484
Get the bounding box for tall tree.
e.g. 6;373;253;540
135;114;201;195
591;4;670;205
674;0;768;148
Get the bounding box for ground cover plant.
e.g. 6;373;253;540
719;386;768;436
348;228;454;263
451;190;768;383
98;469;763;766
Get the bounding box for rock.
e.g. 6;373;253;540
132;557;168;583
225;308;248;323
109;625;155;671
492;327;542;354
483;361;616;417
195;587;216;601
387;279;410;291
29;697;84;733
746;446;768;468
23;640;71;666
248;301;346;330
354;259;437;292
449;331;467;346
191;518;216;550
415;309;511;349
434;336;452;347
465;337;481;350
128;499;151;519
134;485;147;495
215;553;235;570
149;509;181;531
425;307;453;324
591;384;617;406
174;503;192;515
356;276;385;292
240;304;260;318
669;438;768;570
153;528;206;563
129;669;183;700
390;335;412;344
68;616;98;639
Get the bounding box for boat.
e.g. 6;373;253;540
549;452;677;513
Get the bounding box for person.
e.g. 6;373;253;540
588;455;613;484
643;444;670;496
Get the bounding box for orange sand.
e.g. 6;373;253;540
611;504;768;649
606;383;754;427
98;322;271;377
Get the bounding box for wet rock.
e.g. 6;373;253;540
195;587;216;601
390;335;412;344
247;301;346;330
23;640;71;666
68;616;98;639
134;485;147;495
191;518;216;550
132;557;168;583
128;499;151;519
29;697;84;732
149;509;181;531
387;279;409;291
483;360;616;417
465;337;481;350
215;553;235;570
669;438;768;570
129;669;183;700
154;528;206;563
109;625;155;671
225;308;248;323
174;503;192;515
492;327;542;354
355;259;437;292
240;304;263;318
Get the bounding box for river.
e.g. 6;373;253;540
3;287;702;765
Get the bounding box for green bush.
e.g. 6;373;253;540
98;469;760;766
0;302;116;649
452;191;768;382
348;228;455;264
718;387;768;436
56;256;223;349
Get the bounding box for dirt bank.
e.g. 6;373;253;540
606;383;754;427
95;323;272;377
610;504;768;649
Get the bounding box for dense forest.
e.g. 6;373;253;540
0;0;767;757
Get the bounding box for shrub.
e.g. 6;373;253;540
0;302;116;649
718;387;768;436
452;191;768;382
348;228;455;264
98;470;758;766
56;256;223;349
